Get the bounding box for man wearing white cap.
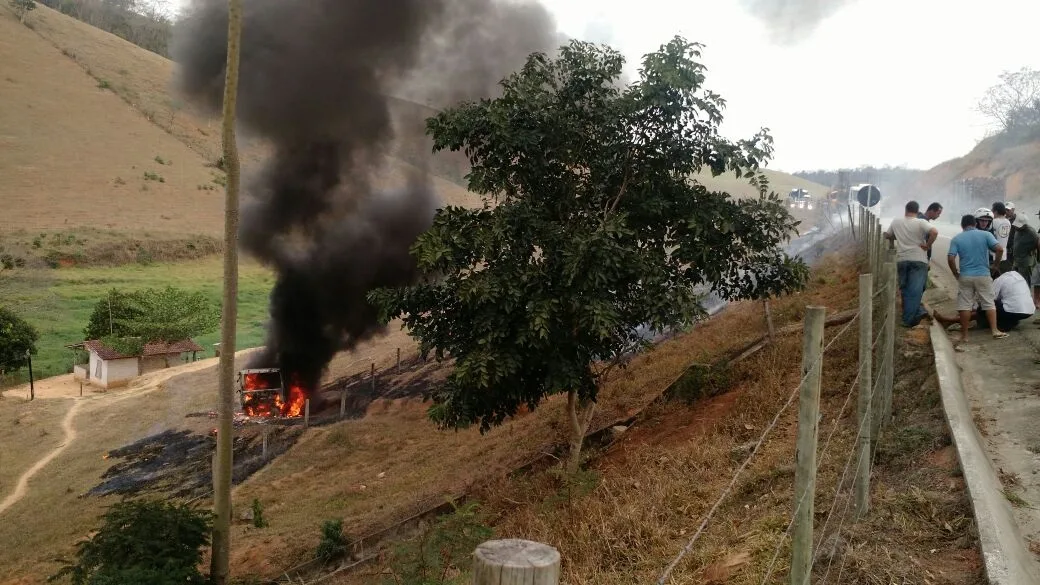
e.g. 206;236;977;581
992;202;1012;265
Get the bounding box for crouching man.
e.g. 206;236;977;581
933;265;1033;333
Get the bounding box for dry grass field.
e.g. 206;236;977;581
0;3;480;242
0;6;224;237
0;241;855;583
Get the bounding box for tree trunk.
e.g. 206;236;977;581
565;390;596;474
210;0;243;583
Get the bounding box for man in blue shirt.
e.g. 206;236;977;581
947;213;1007;344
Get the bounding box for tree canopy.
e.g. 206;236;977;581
978;68;1040;135
84;287;219;352
0;307;38;373
49;499;211;585
372;37;807;466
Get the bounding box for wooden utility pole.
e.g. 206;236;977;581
211;0;243;582
473;539;560;585
790;306;825;585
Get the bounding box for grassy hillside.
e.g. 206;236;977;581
0;257;275;379
698;168;829;200
0;245;980;585
0;4;479;242
918;133;1040;207
0;6;226;238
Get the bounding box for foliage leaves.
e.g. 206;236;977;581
382;501;492;585
0;306;39;373
315;519;347;562
48;499;211;585
372;37;807;433
83;287;219;346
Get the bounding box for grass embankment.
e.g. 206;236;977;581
0;256;274;380
325;241;981;585
219;243;861;580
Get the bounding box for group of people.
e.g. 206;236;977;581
884;200;1040;347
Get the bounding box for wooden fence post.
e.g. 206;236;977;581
847;204;856;239
396;347;402;373
304;399;310;428
875;220;883;285
867;212;875;270
262;428;268;459
473;539;560;585
881;252;897;426
790;306;826;585
763;298;776;343
370;363;376;392
340;389;347;419
856;273;874;519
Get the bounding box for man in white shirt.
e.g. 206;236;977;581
884;201;938;327
992;202;1012;264
933;266;1034;331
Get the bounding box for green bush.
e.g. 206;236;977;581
48;499;211;585
251;498;268;529
315;519;347;562
665;362;732;404
382;501;492;585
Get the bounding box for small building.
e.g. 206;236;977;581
71;339;203;389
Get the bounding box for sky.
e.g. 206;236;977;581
168;0;1040;173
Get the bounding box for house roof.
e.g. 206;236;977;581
82;339;204;360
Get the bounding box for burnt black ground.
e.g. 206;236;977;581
86;356;449;499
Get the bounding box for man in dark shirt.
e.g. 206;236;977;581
917;202;943;264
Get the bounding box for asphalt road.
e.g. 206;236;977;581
882;214;1040;567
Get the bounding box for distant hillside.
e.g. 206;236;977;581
36;0;172;57
0;3;479;261
0;5;225;245
917;134;1040;209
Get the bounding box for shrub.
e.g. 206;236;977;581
315;519;347;562
382;501;492;585
665;362;732;404
251;498;268;529
48;499;211;585
96;80;111;90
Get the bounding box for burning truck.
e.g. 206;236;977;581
237;368;307;418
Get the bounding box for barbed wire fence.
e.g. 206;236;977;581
464;204;899;585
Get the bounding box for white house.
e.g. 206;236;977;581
72;339;203;389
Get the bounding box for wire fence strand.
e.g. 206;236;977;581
757;351;866;584
659;218;898;585
656;310;862;584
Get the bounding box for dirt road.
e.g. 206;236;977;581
0;398;82;516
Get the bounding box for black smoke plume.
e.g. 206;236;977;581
172;0;556;393
737;0;858;44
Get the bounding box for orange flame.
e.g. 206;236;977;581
241;373;307;418
281;380;306;417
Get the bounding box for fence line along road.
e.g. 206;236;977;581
468;204;899;585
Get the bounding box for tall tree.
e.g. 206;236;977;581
210;0;242;580
372;37;808;472
82;288;218;358
83;289;140;341
0;307;38;375
978;67;1040;132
